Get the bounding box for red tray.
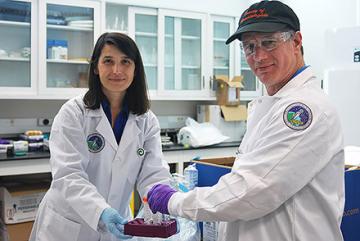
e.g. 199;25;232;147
124;218;177;238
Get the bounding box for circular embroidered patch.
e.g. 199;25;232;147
87;133;105;153
283;102;312;130
137;148;145;157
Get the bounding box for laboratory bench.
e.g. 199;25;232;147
0;141;240;177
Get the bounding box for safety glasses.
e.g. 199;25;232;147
240;31;295;56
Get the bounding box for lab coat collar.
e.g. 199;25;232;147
96;106;118;151
84;106;102;117
117;113;141;154
273;66;316;98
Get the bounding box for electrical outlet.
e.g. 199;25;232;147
37;118;53;126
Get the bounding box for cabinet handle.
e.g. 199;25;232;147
202;76;205;89
209;76;212;90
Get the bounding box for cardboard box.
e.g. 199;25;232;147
0;184;48;224
6;221;33;241
215;75;244;106
193;157;235;187
197;105;247;142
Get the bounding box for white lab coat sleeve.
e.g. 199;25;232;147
50;101;110;231
136;111;171;199
168;101;342;222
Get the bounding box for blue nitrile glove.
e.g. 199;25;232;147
147;184;177;215
100;208;132;240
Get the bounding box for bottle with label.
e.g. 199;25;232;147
184;163;198;190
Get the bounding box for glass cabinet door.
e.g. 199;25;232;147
46;3;93;88
165;16;202;91
39;0;99;97
105;3;128;34
0;0;32;89
210;17;235;96
213;21;231;77
129;8;158;91
158;9;207;98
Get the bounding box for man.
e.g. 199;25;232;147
147;1;345;241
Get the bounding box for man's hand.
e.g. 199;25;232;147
147;184;177;214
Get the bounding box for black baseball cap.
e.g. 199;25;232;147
226;1;300;44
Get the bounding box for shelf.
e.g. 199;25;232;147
182;65;200;69
105;29;127;34
135;32;157;37
47;24;93;32
47;59;89;64
213;66;229;69
0;20;30;27
0;57;30;62
213;37;227;42
143;63;157;67
181;35;200;40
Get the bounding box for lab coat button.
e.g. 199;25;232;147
258;99;262;103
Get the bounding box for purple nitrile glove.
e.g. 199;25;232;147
147;184;177;215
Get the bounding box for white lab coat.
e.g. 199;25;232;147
29;95;171;241
168;67;345;241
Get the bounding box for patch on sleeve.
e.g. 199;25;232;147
283;102;312;130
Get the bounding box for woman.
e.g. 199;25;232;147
30;32;171;241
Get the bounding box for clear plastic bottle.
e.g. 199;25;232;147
152;212;162;224
184;163;198;190
142;197;153;224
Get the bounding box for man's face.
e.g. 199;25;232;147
241;31;302;95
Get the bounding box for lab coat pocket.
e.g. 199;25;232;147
39;206;81;241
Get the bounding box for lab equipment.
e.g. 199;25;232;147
13;141;28;156
184;163;198;190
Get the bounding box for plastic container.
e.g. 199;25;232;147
13;141;28;156
142;197;152;224
184;163;198;190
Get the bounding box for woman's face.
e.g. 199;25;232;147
95;44;135;97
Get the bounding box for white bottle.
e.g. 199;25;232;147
184;163;198;190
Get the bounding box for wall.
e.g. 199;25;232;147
279;0;358;80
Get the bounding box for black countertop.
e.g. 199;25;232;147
161;141;240;151
0;141;240;162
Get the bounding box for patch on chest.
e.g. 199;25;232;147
87;133;105;153
283;102;312;130
137;147;145;157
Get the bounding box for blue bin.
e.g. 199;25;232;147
193;157;234;187
341;169;360;241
